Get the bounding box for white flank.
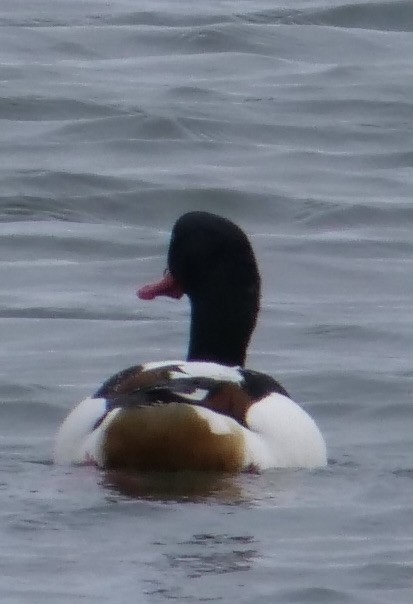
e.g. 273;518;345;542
194;406;239;435
243;393;327;469
78;408;121;467
53;397;107;465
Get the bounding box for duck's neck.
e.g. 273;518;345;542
186;285;259;367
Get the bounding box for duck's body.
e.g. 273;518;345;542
54;212;327;471
54;361;326;470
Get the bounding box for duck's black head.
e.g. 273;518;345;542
138;212;260;367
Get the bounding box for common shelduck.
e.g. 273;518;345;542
54;212;327;471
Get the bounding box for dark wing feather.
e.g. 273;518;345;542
93;363;289;431
102;376;222;411
239;368;290;399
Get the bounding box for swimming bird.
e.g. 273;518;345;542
54;212;327;471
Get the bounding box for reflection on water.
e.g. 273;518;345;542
166;533;257;578
102;466;307;506
102;468;245;503
144;532;258;600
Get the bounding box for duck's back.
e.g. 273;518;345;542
54;360;327;471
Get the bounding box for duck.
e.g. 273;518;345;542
54;211;327;471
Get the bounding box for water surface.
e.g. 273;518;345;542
1;1;412;602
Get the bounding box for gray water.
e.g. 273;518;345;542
1;1;412;602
